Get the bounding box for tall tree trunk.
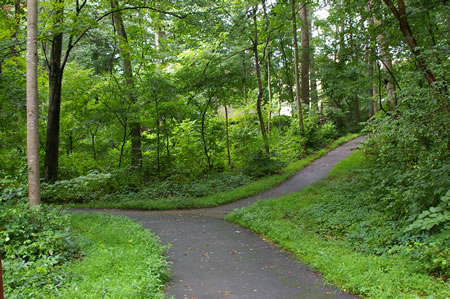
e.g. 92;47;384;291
308;7;318;110
224;104;231;167
111;0;142;168
267;44;273;134
291;0;305;141
299;1;310;108
252;8;269;154
44;0;64;182
382;0;437;86
26;0;40;205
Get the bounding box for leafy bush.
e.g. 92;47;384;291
0;182;79;298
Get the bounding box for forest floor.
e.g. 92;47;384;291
74;136;364;298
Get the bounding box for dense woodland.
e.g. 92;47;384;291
0;0;449;297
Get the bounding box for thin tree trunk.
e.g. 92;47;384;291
111;0;142;168
26;0;40;206
201;96;213;170
242;54;247;102
224;104;231;167
252;8;269;154
156;99;161;174
354;94;360;123
91;134;96;160
299;1;310;107
118;123;127;168
0;257;3;299
291;0;305;142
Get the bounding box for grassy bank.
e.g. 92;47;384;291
52;213;169;298
227;151;449;298
63;133;360;210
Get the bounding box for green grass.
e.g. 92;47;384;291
226;151;449;298
64;133;361;210
49;213;169;298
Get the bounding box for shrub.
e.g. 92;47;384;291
0;181;79;298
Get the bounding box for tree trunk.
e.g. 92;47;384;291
382;0;437;86
308;7;318;110
156;100;161;174
91;134;96;160
299;1;310;108
111;0;142;168
0;257;3;299
224;104;231;167
26;0;40;206
44;0;64;182
252;8;269;154
291;0;305;141
267;45;273;134
201;96;213;170
354;94;360;123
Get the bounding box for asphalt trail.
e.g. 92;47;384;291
81;137;365;299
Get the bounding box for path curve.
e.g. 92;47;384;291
84;137;364;299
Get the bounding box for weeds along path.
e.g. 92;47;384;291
81;137;364;299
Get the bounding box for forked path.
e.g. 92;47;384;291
98;137;364;299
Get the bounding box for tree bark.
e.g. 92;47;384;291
44;0;64;182
308;7;318;110
26;0;40;206
224;104;231;167
291;0;305;141
299;1;310;107
354;94;360;123
382;0;436;85
267;44;273;134
201;95;213;170
252;8;269;154
0;257;3;299
111;0;142;168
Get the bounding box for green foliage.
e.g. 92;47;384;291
61;134;359;210
56;213;169;298
0;180;79;298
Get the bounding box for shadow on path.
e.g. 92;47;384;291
76;137;365;299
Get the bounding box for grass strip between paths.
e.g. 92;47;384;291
226;152;449;298
49;213;169;298
66;133;361;210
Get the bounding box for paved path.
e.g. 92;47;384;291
84;137;364;299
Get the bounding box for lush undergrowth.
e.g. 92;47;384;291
227;151;449;298
47;133;360;210
53;213;169;298
1;181;169;298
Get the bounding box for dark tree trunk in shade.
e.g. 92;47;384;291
44;21;63;182
251;8;269;154
291;0;306;143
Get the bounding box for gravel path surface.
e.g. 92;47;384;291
79;137;365;299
